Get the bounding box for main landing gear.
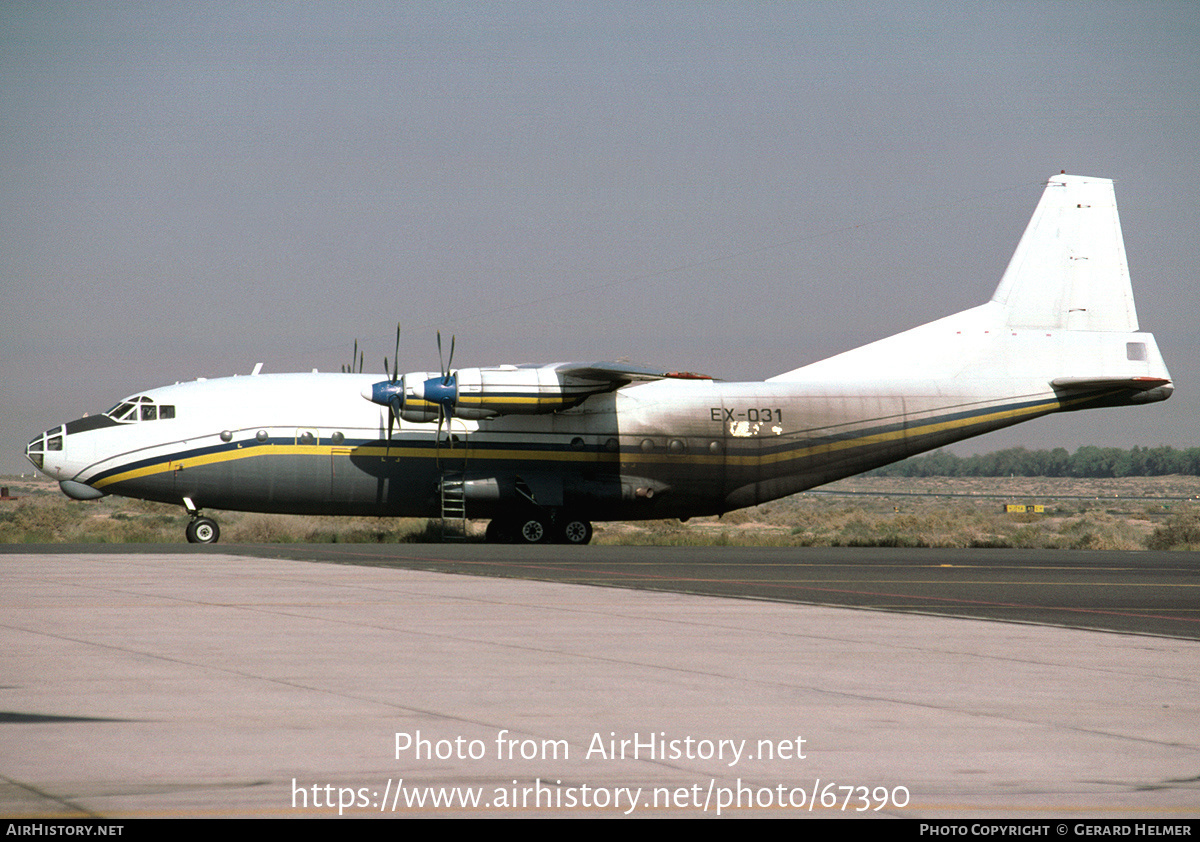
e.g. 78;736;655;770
182;497;220;544
485;511;594;545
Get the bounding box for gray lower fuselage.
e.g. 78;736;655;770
38;372;1142;522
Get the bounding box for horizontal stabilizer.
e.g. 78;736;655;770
1051;376;1171;391
991;174;1138;332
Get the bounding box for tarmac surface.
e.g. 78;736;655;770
1;546;1198;818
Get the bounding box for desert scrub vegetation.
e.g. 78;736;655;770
1146;508;1200;551
0;494;187;543
0;482;446;544
2;474;1198;549
223;513;446;543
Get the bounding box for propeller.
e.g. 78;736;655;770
341;340;365;374
431;331;457;453
386;324;401;440
359;327;461;454
438;331;455;384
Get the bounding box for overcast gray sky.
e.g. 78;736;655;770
4;1;1198;474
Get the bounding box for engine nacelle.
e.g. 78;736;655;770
363;365;620;423
409;365;614;419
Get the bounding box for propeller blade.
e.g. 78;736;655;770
391;323;400;383
437;405;453;452
388;395;401;440
444;335;456;385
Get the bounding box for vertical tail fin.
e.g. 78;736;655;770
771;173;1170;394
991;173;1138;332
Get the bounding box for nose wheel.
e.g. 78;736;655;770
182;497;219;544
185;516;220;544
186;517;219;544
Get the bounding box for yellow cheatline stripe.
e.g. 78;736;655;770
91;445;293;489
90;441;615;489
718;396;1063;469
405;395;572;409
457;395;568;406
91;391;1097;490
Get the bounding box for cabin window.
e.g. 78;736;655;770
160;405;175;419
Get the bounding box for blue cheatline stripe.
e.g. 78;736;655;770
87;387;1127;492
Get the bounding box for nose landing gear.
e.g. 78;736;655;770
182;497;220;544
185;516;220;544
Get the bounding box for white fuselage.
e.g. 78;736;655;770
24;174;1175;538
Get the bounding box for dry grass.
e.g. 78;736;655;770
592;475;1200;550
3;474;1199;550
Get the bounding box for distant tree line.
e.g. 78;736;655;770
868;446;1200;478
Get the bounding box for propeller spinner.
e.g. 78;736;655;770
416;331;457;415
360;328;458;438
358;324;407;438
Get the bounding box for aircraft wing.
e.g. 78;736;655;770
548;361;715;385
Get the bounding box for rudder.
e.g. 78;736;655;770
991;174;1139;332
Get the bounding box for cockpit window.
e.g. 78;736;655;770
104;396;176;423
106;401;138;421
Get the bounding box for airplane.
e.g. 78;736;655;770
24;173;1173;545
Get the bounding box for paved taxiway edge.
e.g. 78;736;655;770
2;551;1197;818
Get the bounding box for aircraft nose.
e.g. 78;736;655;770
26;422;105;499
25;426;63;474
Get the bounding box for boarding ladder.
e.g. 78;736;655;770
437;424;468;541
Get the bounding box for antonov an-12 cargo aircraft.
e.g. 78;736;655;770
25;174;1173;544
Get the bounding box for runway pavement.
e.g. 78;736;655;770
1;546;1197;819
263;543;1200;639
12;543;1198;638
